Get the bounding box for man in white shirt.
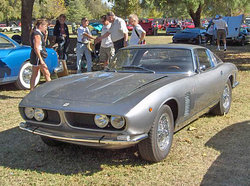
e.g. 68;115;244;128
99;15;115;67
76;17;95;73
128;14;146;46
96;12;128;54
213;15;228;51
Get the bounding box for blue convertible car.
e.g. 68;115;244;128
0;33;61;89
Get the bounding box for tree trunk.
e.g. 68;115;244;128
188;3;203;28
21;0;35;45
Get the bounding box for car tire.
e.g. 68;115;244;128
40;136;64;146
210;80;232;115
240;37;245;46
138;105;174;162
15;61;40;90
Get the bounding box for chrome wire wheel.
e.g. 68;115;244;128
22;65;32;85
157;113;170;151
222;83;230;110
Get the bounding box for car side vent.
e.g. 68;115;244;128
184;92;191;117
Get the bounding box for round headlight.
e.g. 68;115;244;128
94;114;109;128
24;107;34;119
34;108;46;121
111;115;125;129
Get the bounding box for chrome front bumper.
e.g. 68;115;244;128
19;122;148;148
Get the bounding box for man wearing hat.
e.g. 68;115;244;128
96;11;128;54
213;15;228;51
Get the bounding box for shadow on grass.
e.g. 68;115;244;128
201;120;250;186
0;127;147;176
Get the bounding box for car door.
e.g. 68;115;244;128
194;48;222;112
0;36;16;83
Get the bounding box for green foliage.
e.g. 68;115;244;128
85;0;110;19
0;0;21;23
204;0;250;17
66;0;92;22
111;0;141;18
33;0;67;20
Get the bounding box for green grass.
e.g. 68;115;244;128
0;36;250;185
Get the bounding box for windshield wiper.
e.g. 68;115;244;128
121;65;155;73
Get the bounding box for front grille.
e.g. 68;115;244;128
65;112;124;131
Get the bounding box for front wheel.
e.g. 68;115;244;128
138;105;174;162
210;80;232;115
15;61;40;90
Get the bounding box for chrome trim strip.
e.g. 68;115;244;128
19;122;148;145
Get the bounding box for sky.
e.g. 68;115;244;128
101;0;114;7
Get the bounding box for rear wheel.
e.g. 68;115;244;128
15;61;40;90
40;136;64;146
138;105;174;162
211;80;232;115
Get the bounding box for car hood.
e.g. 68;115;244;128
174;32;198;38
41;72;172;103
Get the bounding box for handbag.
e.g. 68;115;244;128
40;47;48;58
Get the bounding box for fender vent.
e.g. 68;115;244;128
184;92;191;117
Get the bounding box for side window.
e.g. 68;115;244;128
0;36;15;49
196;49;212;71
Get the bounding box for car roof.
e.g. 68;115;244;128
124;44;205;50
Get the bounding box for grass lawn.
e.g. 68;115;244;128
0;35;250;185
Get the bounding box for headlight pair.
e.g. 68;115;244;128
94;114;125;129
24;107;46;121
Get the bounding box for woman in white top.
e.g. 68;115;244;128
30;19;51;91
128;14;146;46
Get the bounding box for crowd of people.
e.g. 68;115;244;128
29;11;146;86
29;12;229;90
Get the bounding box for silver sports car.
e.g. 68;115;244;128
19;44;238;162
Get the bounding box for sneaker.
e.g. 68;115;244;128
216;48;220;51
224;49;227;51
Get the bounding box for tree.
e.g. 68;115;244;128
67;0;92;23
85;0;110;19
111;0;141;18
21;0;35;45
0;0;21;25
33;0;67;20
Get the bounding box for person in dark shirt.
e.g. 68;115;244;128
53;14;70;60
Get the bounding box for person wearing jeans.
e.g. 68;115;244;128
76;17;95;73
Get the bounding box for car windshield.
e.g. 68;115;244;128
107;48;194;73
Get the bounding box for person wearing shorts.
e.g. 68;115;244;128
30;19;51;91
213;15;228;51
96;12;128;54
99;15;115;67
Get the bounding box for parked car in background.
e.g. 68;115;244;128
11;26;21;33
19;44;238;162
139;21;154;35
0;25;12;32
0;33;62;89
172;28;207;45
166;25;182;35
127;24;133;31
